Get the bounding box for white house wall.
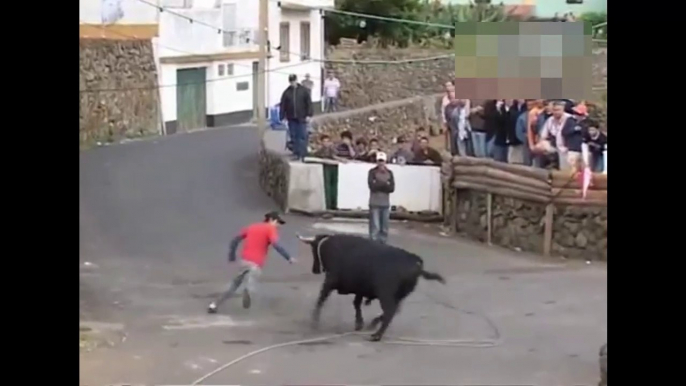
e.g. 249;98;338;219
156;1;325;128
80;0;159;24
267;5;323;108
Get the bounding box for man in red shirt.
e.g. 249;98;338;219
208;212;296;313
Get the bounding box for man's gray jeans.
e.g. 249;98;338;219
213;260;262;306
369;205;390;244
324;97;338;113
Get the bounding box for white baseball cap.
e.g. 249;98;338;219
376;152;387;162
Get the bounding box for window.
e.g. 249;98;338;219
217;64;225;76
162;0;193;8
222;3;237;47
279;22;290;62
300;22;311;61
236;81;249;91
226;63;234;76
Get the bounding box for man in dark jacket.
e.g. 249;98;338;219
280;74;313;161
367;152;395;244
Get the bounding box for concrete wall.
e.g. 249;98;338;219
80;39;161;146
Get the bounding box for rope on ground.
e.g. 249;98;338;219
191;302;501;385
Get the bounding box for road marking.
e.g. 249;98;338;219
162;315;253;330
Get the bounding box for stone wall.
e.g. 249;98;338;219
452;189;606;261
326;45;453;110
552;205;607;260
258;142;290;211
326;43;608;110
447;157;607;261
310;95;442;149
79;39;161;147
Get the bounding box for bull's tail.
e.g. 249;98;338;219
420;270;446;284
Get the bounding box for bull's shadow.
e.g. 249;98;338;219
297;233;446;342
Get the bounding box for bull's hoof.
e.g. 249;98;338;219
310;319;320;331
354;320;364;331
368;333;382;342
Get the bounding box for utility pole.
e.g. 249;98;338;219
256;0;268;139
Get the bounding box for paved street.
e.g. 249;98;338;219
79;126;607;385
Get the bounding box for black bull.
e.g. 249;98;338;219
297;234;446;341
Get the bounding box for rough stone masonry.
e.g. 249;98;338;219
79;39;161;147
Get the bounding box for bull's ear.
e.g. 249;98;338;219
297;234;316;244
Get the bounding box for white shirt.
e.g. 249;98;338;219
323;78;340;98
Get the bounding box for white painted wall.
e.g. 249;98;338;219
160;59;255;122
80;0;159;24
336;163;443;213
266;5;323;107
155;1;326;123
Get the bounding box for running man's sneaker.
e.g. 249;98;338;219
207;303;218;314
242;289;251;309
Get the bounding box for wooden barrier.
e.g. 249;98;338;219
447;156;607;260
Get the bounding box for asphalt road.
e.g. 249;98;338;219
79;127;607;385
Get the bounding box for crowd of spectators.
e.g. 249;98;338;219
441;81;607;173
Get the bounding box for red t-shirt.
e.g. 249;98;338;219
239;222;279;267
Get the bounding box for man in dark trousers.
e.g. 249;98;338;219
280;74;313;161
207;212;296;313
367;152;395;244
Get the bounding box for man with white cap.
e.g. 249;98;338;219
367;151;395;244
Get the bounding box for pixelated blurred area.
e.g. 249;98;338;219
453;22;594;100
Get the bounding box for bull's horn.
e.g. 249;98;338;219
296;234;315;243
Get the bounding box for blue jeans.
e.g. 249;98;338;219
288;120;308;159
450;130;474;156
471;131;488;158
369;206;390;244
492;144;508;163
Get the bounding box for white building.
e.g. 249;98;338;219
80;0;332;133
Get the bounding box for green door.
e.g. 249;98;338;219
176;67;207;132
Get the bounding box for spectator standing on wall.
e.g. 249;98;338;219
367;152;395;244
469;99;487;157
280;74;313;161
441;80;455;137
526;99;545;167
446;96;475;156
538;102;577;171
509;99;529;164
582;120;606;173
301;73;314;92
560;108;585;173
335;130;356;159
323;72;341;113
489;99;511;162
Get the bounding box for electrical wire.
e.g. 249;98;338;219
80;21;317;93
79;21;453;93
136;0;455;65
